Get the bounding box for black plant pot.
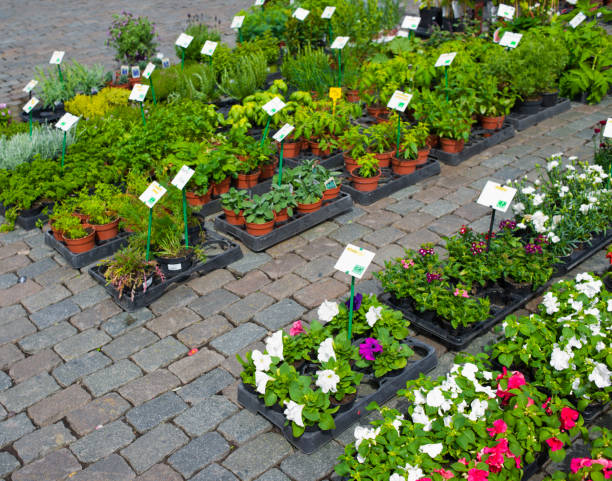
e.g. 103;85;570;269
518;97;542;115
419;7;442;29
541;91;559;107
155;252;194;277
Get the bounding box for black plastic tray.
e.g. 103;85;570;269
198;178;274;218
507;98;571;131
284;150;344;170
341;158;441;206
214;192;353;252
44;230;131;269
0;201;53;230
88;230;242;311
552;229;612;276
238;337;437;453
430;122;515;166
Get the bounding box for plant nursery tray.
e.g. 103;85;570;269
507;98;571;131
552;228;612;276
283;150;344;170
430;122;515;166
0;202;52;230
44;230;131;269
89;230;242;311
214;192;353;252
237;337;437;453
198;178;274;218
341;158;441;205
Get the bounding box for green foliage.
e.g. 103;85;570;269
281;46;335;95
221;187;250;214
175;22;221;62
355;153;380;178
0;125;76;170
65;87;130;119
35;61;106;108
238;6;289;42
243;193;274;224
106;12;158;64
218;52;268;100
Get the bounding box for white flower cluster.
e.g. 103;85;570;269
252;330;285;395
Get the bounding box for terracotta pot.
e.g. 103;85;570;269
426;134;439;148
245;220;275;236
366;105;388;117
309;141;331;158
346;89;360;102
479;115;505;131
322;185;341;200
417;147;431;164
235;169;261;189
260;160;278;180
274;208;289;224
350;168;381;192
375;114;390;124
440;138;465;153
64;228;96;254
391;157;420;175
343;152;358;171
48;221;63;242
185;188;212;206
73;212;90;223
278;141;301;159
212;177;231;196
91;218;120;242
296;199;323;214
372;150;395;168
223;208;245;226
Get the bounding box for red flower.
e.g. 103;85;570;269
486;419;508;437
507;371;526;389
467;468;489;481
546;437;564;451
595;128;601;134
434;468;454;479
289;320;305;336
571;458;593;473
542;397;553;415
485;452;505;473
606;251;612;265
418;478;433;481
188;348;198;356
600;120;607;125
560;407;579;430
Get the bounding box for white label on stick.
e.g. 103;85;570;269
142;62;156;79
397;30;409;37
330;36;349;49
49;51;65;64
168;264;182;271
55;113;80;131
321;6;336;18
139;181;167;208
175;33;194;48
23;80;38;93
201;40;218;56
387;90;413;112
435;52;457;67
262;97;286;116
129;84;149;102
402;15;421;30
603;118;612;138
499;32;522;48
334;244;375;279
254;0;265;5
22;97;39;113
496;3;515;19
171;165;195;190
273;123;295;142
569;11;586;28
477;180;517;212
293;7;310;20
231;15;245;28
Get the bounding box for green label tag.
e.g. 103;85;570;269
496;200;507;208
325;178;337;190
352;265;365;275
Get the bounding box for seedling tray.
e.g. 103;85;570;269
44;230;131;269
552;228;612;277
341;158;441;205
507;98;571;131
198;178;274;218
0;202;54;231
89;230;242;311
214;192;353;252
284;150;344;170
238;337;437;453
430;122;515;166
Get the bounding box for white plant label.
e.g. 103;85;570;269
293;7;310;20
273;123;294;142
131;66;141;78
201;40;218;56
254;0;265;5
496;3;515;19
120;65;129;76
321;6;336;18
139;181;167;209
397;30;409;37
231;16;245;29
156;52;164;60
569;11;586;28
402;15;421;30
22;97;39;113
142;63;156;79
603;118;612;138
334;244;375;279
162;58;170;68
55;113;79;132
129;84;149;102
23;80;38;93
387;90;413;112
499;31;522;48
171;165;195;190
435;52;457;67
477;181;517;212
566;0;577;4
330;36;349;49
175;33;194;48
262;97;286;116
49;51;65;64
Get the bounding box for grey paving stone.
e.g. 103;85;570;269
83;359;142;397
210;323;267;356
53;329;111;361
131;337;188;373
0;413;35;448
420;199;459;218
386;197;425;215
222;292;275;324
300;221;339;242
189;289;240;318
70;420;135;463
0;372;59;413
355;278;384;297
362;226;404;247
191;463;239;481
253;299;306;331
177;368;235;404
0;451;20;477
121;423;188;475
118;370;180;406
26;245;55;261
0;272;18;289
228;252;272;276
169;432;230;478
481;154;514;169
495;165;525;182
329;223;372;244
389;184;422;200
0;343;25;370
177;315;232;348
0;371;12;391
102;327;159;360
255;468;292;481
218;409;271;444
293;255;336;282
17;257;57;280
69;453;135;481
30;299;81;329
0;303;26;323
174;395;238;436
147;307;201;338
333;206;366;224
222;432;292;481
14;422;76;463
52;351;112;387
102;308;153;337
21;284;71;314
66;393;131;437
126;392;188;433
12;448;81;481
9;348;62;383
280;441;344;481
71;285;109;310
150;285;198;315
0;317;37;345
134;464;183;481
427;214;467;237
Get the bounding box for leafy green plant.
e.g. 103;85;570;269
35;61;106;108
243;194;274;224
281;46;335;96
218;52;268;100
397;122;430;160
0;125;76;170
107;12;158;64
294;180;324;205
221;187;250;214
354;153;379;178
175;22;221;62
475;76;516;117
434;106;473;141
264;183;296;217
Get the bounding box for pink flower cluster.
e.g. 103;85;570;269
289;320;304;336
419;247;434;256
524;243;543;254
495;367;526;403
570;457;612;477
499;220;516;230
478;438;522;473
453;288;469;298
401;258;415;269
426;272;442;283
470;241;486;255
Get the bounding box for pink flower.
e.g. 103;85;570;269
542;397;552;415
467;468;489;481
453;288;469;298
507;371;526;390
595;128;601;134
401;258;415;269
434;468;454;479
560;407;579;430
359;338;383;361
526;397;535;407
486;419;508;437
570;458;593;473
289;320;305;336
418;478;432;481
485;452;505;473
546;437;564;451
458;458;469;466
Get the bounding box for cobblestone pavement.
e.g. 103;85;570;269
0;97;610;480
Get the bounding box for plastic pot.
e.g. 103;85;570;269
296;199;323;214
439;138;465;153
391;157;419;175
345;89;360;102
245;220;275;236
185;188;212;206
279;141;301;159
517;97;542;115
372;150;395;168
260;160;278;180
343;153;358;171
64;228;96;254
309;141;331;158
155;252;194;277
223;208;245;226
417;147;431;164
350;168;381;192
479;115;505;130
235;170;261;189
322;185;341;200
212;177;231;197
91;218;120;242
541;91;558;107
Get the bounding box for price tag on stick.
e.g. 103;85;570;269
499;32;522;48
129;84;149;102
175;33;193;48
23;80;37;93
231;16;245;28
55;113;79;131
603;118;612;138
201;41;218;56
335;244;375;279
171;165;195;190
435;52;457;67
330;36;349;49
273;123;294;142
321;6;336;18
142;63;156;79
496;3;515;19
262;97;286;116
22;97;39;113
402;15;421;30
139;181;167;209
477;181;517;212
387;90;413;112
293;7;310;20
49;51;65;64
569;11;586;28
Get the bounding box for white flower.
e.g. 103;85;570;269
566;164;575;171
265;331;284;361
569;298;583;312
579;204;592;214
482;371;493;380
553;214;562;226
255;371;272;394
522;186;535;195
461;362;478;382
588;363;611;388
457;400;468;413
354;425;379;450
413;389;426;405
365;306;383;327
419;443;443;458
517;222;526;229
532;211;549;233
317;300;339;323
403;463;424;481
551;347;571;370
532;194;545;206
535;179;541;185
284;400;304;427
444;416;452;427
317;338;336;363
542;292;560;315
568;156;578;161
467;399;488;421
426;388;445;408
576;273;594;282
584;308;600;319
411;405;432;431
551;152;563;158
571;378;580;392
252;350;272;372
566;336;583;350
547;160;559;171
576;280;602;298
389;474;405;481
315;369;340;393
596;341;605;351
559;186;569;198
513;202;525;213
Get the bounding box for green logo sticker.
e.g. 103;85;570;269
149;197;155;203
496;200;507;208
352;265;365;275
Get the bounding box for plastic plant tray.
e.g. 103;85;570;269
44;230;131;269
552;228;612;277
507;98;571;131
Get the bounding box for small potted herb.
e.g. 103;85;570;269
294;182;324;214
153;230;203;277
186;164;212;206
351;153;381;192
334;126;370;171
435;108;473;154
221;188;250;226
392;122;431;175
80;196;120;242
243;194;275;236
475;76;515;131
367;120;396;168
265;184;297;224
53;213;96;254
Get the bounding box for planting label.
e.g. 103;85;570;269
231;16;245;29
435;52;456;67
156;52;164;60
477;181;517;212
569;12;586;28
49;51;65;64
171;165;195;190
22;97;39;113
143;63;156;79
120;65;129;76
293;7;310;20
175;33;193;48
201;41;218;56
566;0;577;4
55;113;79;131
129;84;149;102
397;30;409;37
254;0;265;5
139;181;167;208
262;97;286;116
321;6;336;18
162;58;170;68
335;244;375;279
496;3;515;19
131;66;141;78
387;90;413;112
329;87;342;100
499;32;522;48
273;123;294;142
603;118;612;138
402;15;421;30
330;36;349;49
324;177;337;189
23;80;38;93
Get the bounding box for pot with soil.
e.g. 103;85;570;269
391;157;420;175
245;219;275;236
212;177;231;197
155;249;194;277
235;169;261;189
296;199;323;214
260;159;278;180
223;209;245;226
541;91;559;107
185;188;212;207
517;97;543;115
350;167;381;192
479;115;505;131
91;218;120;242
64;227;96;254
278;138;302;159
439;138;465;154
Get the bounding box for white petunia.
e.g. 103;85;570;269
315;369;340;394
252;350;272;372
457;400;468;413
461;362;478;382
596;341;605;351
426;388;445;408
317;338;336;363
584;308;600;319
588;362;612;388
403;463;425;481
391;415;404;433
547;160;559;171
413;389;426;405
419;443;443;458
265;331;284;361
365;306;383;327
354;425;379;450
317;300;339;323
576;273;594;282
467;399;488;421
255;371;272;394
532;194;545;206
576;280;602;298
513;202;525;213
566;336;582;350
569;299;583;312
411;405;432;431
284;400;305;427
571;378;580;392
389;474;405;481
608;300;612;312
444;416;452;427
482;371;493;380
542;292;560;315
551;347;571;370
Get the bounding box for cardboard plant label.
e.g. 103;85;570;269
603;118;612;138
262;97;286;116
387;90;413;112
496;3;515;19
49;51;65;64
499;31;522;48
321;6;336;18
273;123;294;142
120;65;129;76
566;0;577;4
254;0;265;5
175;33;194;48
477;181;517;212
329;87;342;100
142;63;156;79
139;182;167;208
435;52;457;67
23;80;38;93
55;112;79;131
293;7;310;20
569;11;586;28
330;36;349;49
335;244;375;279
402;15;421;30
131;66;141;78
129;84;149;102
171;165;195;190
162;58;171;68
231;15;245;29
22;97;39;113
201;40;218;56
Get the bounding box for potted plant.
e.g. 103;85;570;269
334;126;371;171
106;12;158;65
53;213;96;254
255;139;278;180
367;119;397;168
351;153;381;192
80;197;120;242
243;194;275;236
475;76;516;131
392;122;431;175
435;107;473;153
186;164;212;206
221;188;250;226
265;184;297;224
294;181;324;214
